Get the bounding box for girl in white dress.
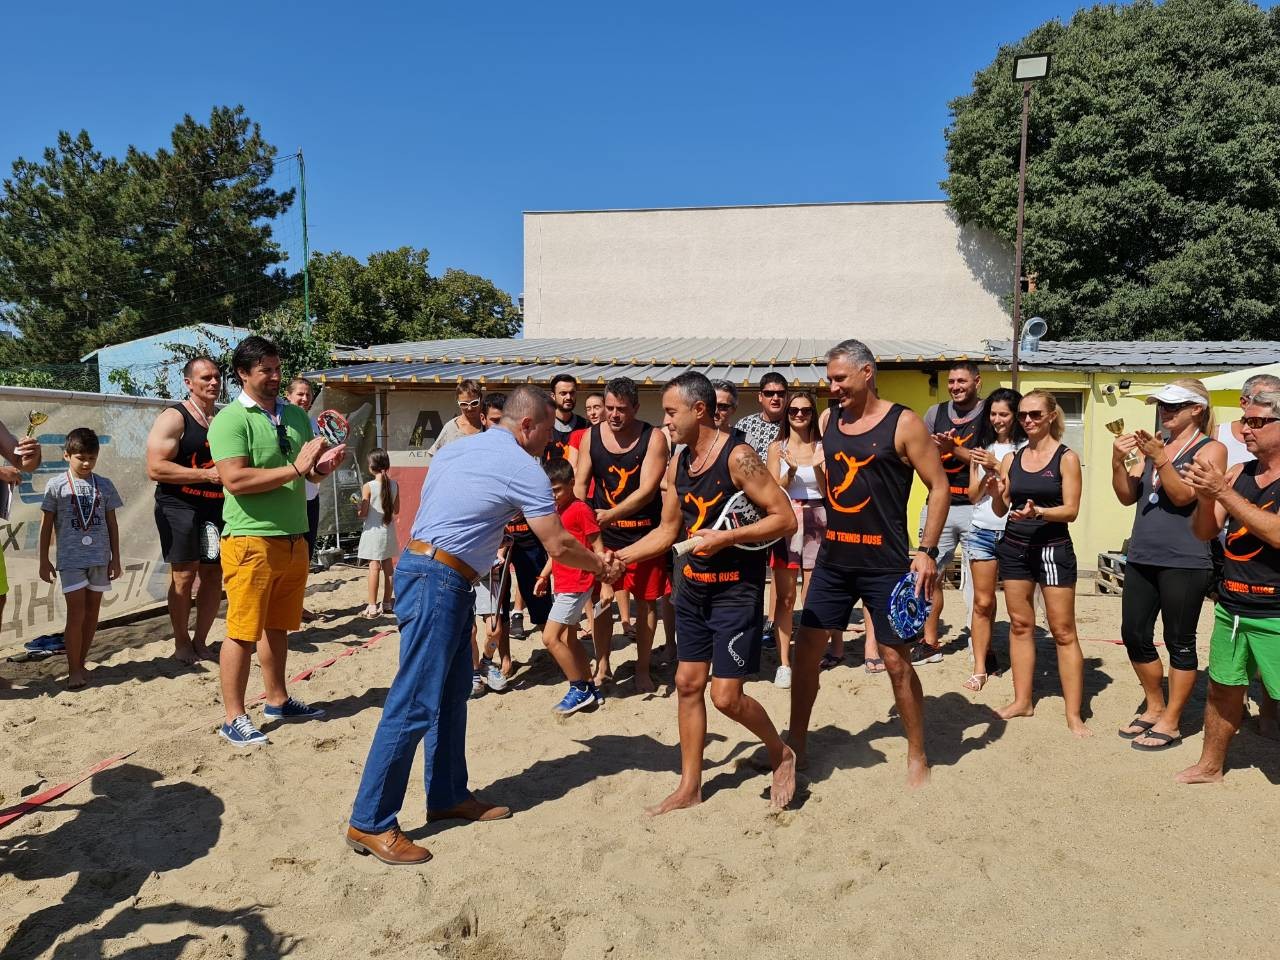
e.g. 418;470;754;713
356;448;399;617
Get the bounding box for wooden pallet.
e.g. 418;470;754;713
1096;552;1125;595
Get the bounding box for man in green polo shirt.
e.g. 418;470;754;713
208;335;346;747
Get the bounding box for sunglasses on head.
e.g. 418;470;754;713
458;398;482;410
761;389;786;399
276;423;291;458
1241;415;1280;430
1017;410;1047;422
787;406;813;416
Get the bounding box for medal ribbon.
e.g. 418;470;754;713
68;470;98;534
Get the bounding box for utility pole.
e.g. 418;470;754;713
1011;82;1030;391
299;149;311;331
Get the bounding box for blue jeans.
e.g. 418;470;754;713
350;551;476;832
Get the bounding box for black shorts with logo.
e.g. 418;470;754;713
674;594;762;679
155;495;224;565
799;563;911;643
996;536;1078;587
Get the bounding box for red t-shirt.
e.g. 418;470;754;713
552;499;600;594
568;427;594;497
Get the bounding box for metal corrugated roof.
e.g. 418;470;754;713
987;340;1280;369
310;361;834;388
330;336;991;366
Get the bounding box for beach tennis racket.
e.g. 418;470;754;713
200;521;221;564
315;409;350;445
672;490;779;557
887;572;932;641
484;536;515;631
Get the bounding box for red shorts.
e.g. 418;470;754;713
623;555;670;601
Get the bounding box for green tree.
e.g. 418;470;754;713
308;246;520;347
943;0;1280;341
0;106;294;363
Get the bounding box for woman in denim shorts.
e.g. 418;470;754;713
961;388;1025;691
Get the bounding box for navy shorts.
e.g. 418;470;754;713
675;595;762;679
799;563;912;643
996;537;1077;588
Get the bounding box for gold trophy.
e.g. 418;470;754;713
1105;418;1140;469
25;410;47;438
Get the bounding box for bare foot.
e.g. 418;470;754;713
644;787;702;817
173;640;199;666
1067;718;1093;738
771;745;797;808
1174;763;1224;784
66;671;89;690
193;643;217;663
635;672;656;695
997;701;1034;720
906;756;930;790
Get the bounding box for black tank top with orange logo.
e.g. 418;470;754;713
589;422;662;549
156;402;223;508
820;404;912;572
1221;462;1280;617
936;403;980;506
1005;444;1070;545
676;436;765;605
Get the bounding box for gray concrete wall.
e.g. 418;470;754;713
523;201;1012;342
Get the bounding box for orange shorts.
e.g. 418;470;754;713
221;535;309;641
623;555;670;601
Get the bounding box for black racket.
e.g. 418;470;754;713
673;491;778;557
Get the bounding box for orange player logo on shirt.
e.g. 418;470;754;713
825;452;875;514
604;464;639;507
942;431;974;474
683;491;724;533
1225;500;1276;562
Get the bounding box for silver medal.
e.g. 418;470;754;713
1149;492;1159;505
81;535;93;546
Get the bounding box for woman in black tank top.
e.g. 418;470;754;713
990;389;1091;737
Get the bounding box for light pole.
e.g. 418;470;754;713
1010;52;1051;390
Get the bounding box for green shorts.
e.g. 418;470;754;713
1208;603;1280;697
0;547;7;596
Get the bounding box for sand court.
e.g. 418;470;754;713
2;570;1279;959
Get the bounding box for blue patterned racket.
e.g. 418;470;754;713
887;572;932;641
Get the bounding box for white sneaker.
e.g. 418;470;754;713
774;666;792;689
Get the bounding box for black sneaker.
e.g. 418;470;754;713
509;612;526;640
910;644;943;665
761;621;777;649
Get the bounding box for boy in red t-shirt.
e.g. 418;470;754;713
535;458;604;715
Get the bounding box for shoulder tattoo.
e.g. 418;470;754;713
734;446;768;480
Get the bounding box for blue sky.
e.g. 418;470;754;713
5;1;1141;304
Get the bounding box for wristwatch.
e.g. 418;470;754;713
916;545;940;560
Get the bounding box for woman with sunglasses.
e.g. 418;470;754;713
987;389;1091;736
1111;380;1224;750
962;388;1026;692
766;391;827;687
421;380;486;477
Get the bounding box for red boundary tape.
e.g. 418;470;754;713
0;628;395;832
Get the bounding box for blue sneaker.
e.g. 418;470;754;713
591;683;606;708
26;634;66;652
263;697;326;720
219;713;268;747
553;684;595;716
761;623;777;649
482;660;508;693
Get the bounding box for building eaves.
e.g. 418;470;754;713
986;340;1280;369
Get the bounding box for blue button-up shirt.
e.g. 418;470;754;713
409;427;555;574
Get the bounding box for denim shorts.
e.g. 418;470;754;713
962;527;1003;563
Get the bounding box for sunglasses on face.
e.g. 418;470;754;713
276;423;291;458
1158;401;1196;411
787;406;813;417
715;402;735;411
1017;410;1047;422
458;399;482;410
1241;415;1280;430
761;390;786;399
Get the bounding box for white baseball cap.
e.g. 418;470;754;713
1145;384;1208;407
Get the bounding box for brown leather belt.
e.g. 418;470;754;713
406;539;480;584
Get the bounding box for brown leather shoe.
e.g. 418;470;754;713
345;824;432;865
426;796;512;823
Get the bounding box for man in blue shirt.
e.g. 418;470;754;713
346;385;622;865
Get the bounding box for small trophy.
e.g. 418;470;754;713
25;410;47;438
1105;418;1139;469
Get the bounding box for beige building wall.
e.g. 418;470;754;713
523;201;1013;341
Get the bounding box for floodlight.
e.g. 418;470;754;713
1013;54;1051;82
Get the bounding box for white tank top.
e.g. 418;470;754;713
971;440;1025;531
362;477;396;531
781;441;824;501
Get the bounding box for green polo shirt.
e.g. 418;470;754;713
207;394;314;537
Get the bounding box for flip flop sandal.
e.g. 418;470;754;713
820;653;842;671
963;673;988;691
1118;718;1157;740
864;658;886;675
1131;731;1183;751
